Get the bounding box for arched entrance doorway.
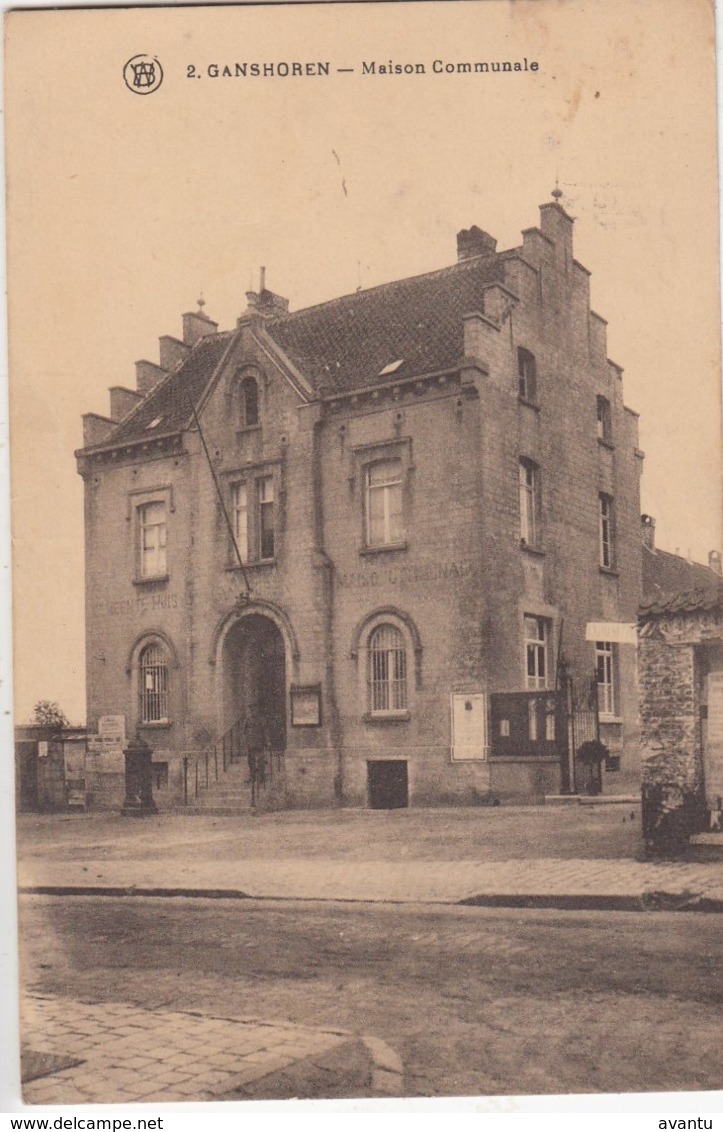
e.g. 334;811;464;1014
222;614;287;752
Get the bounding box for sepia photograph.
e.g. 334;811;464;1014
3;0;722;1115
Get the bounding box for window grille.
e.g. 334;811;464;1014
139;501;167;578
369;624;407;713
140;643;168;722
366;459;403;546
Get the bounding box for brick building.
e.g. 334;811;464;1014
76;198;643;808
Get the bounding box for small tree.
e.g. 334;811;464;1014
32;700;70;729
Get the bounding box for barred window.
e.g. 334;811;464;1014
140;643;169;723
368;623;407;714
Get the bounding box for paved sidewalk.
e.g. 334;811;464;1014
21;994;401;1104
16;809;723;909
17;855;723;908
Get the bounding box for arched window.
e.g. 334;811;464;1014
139;643;169;722
240;377;259;427
368;624;407;714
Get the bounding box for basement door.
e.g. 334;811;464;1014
367;760;409;809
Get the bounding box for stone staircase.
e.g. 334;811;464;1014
191;757;253;815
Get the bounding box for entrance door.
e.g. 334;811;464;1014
223;614;287;751
367;760;408;809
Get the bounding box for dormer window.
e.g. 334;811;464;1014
517;348;537;402
241;376;259;427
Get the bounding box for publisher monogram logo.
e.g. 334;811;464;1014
123;55;164;95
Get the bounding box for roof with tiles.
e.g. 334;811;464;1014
92;250;505;449
642;544;720;607
639;580;723;619
108;332;234;446
263;252;505;393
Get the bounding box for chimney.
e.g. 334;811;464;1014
457;226;497;262
242;269;290;319
641;514;656;551
709;550;722;576
182;298;218;347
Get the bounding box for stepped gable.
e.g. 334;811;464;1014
263;252;504;393
103;331;233;447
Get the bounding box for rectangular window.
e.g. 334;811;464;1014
138;500;167;578
599;493;615;568
596;641;616;715
232;482;249;564
366;459;403;547
524;615;548;690
519;460;541;547
596;395;612;443
258;476;275;560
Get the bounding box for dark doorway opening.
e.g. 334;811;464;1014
223;614;287;752
367;760;409;809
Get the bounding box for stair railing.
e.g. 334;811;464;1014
182;717;243;806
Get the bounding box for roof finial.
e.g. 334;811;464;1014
551;175;563;203
197;292;206;312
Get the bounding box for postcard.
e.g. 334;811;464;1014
4;0;722;1116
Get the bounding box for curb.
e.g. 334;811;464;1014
19;884;723;913
18;885;253;900
459;892;723;913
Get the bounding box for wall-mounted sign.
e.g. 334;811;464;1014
290;684;322;727
451;693;488;761
585;622;638;645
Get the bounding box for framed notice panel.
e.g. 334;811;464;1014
451;693;488;761
290;684;322;727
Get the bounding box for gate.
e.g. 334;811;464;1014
489;675;601;796
489;690;570;790
565;673;601;796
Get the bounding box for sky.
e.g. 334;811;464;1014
4;0;722;725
